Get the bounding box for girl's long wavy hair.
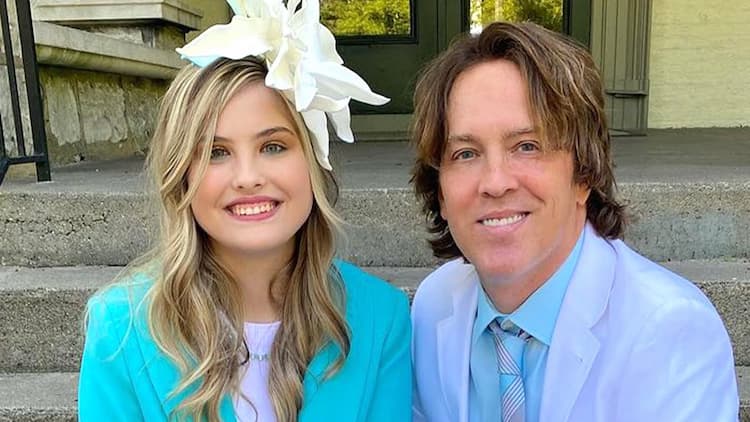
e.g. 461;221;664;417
140;57;350;421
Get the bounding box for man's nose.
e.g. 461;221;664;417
478;155;519;198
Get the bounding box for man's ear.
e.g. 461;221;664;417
438;185;446;219
576;184;591;207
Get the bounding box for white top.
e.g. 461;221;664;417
235;321;281;422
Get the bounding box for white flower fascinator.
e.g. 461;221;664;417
176;0;390;170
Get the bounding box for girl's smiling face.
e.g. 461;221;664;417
188;82;313;267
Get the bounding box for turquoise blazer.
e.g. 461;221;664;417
78;261;412;421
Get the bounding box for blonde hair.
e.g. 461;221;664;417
141;57;350;421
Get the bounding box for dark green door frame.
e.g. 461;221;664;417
565;0;592;47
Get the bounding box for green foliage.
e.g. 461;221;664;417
471;0;563;32
320;0;411;36
503;0;562;31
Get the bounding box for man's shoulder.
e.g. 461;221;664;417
609;240;714;311
412;258;477;316
591;240;724;340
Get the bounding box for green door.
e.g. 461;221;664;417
321;0;444;114
590;0;651;134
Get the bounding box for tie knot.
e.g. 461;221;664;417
489;318;530;341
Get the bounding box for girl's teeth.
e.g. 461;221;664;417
482;213;524;227
233;202;275;216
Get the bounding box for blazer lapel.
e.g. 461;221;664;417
134;316;238;422
436;265;479;422
299;280;365;422
540;223;615;422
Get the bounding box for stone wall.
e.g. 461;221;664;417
75;24;186;50
186;0;231;41
648;0;750;128
39;66;168;164
1;48;172;166
0;0;194;167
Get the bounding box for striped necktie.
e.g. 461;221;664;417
489;319;530;422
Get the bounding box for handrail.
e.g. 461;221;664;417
0;0;51;185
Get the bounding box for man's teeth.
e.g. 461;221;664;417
482;213;525;227
231;202;275;216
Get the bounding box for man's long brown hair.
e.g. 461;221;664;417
411;21;626;259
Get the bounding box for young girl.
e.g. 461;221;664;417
77;2;411;421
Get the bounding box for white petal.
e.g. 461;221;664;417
266;39;296;90
176;16;274;65
313;25;344;64
301;109;332;170
251;0;280;18
307;94;349;112
293;61;318;110
286;0;303;17
329;106;354;143
306;61;390;105
298;0;320;23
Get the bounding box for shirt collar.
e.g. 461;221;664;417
473;228;585;346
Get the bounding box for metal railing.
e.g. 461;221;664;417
0;0;50;185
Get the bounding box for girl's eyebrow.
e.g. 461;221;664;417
254;126;295;139
212;126;295;143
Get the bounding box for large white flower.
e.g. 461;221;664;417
176;0;390;170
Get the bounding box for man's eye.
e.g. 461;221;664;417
453;150;476;160
517;141;539;152
210;146;229;160
262;143;286;154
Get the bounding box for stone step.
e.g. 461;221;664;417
0;372;77;422
2;136;749;268
1;261;748;372
1;179;748;267
1;369;749;421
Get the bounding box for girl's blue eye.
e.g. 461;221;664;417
210;146;229;160
262;143;286;154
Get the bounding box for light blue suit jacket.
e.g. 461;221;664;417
78;261;411;421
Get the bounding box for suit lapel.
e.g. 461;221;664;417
540;224;615;422
541;309;600;422
436;265;479;422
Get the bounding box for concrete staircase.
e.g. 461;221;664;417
1;129;749;420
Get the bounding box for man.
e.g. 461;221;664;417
410;22;738;422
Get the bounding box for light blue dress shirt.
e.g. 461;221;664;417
469;230;584;422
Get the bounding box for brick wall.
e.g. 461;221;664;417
648;0;750;128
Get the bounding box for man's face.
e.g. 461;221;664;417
439;59;590;293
